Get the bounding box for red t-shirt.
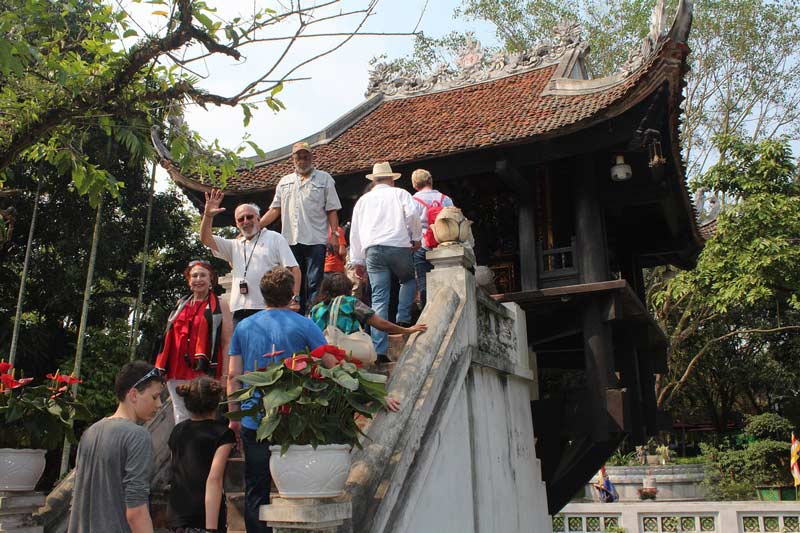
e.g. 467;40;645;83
324;226;347;273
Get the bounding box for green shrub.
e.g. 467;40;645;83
744;413;794;441
702;437;791;500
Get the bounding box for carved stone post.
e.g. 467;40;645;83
261;497;351;533
426;244;477;348
0;491;45;533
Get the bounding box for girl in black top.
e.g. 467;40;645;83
168;377;235;532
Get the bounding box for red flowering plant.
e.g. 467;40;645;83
0;362;91;450
225;345;390;454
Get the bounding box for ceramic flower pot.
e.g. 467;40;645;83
268;444;351;498
0;448;46;491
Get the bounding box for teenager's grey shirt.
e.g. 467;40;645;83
68;417;152;533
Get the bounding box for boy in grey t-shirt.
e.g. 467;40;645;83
68;361;165;533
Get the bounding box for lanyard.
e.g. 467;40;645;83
242;230;262;279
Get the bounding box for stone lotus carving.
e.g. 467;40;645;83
365;22;585;98
431;207;474;246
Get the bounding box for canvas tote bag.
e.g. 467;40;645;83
323;296;377;365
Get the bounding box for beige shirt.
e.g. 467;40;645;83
270;169;342;246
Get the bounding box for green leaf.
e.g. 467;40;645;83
357;370;387;383
261;385;302;412
330;370;359;391
238;367;283;387
289;415;307;439
257;411;280;442
302;380;328;392
122;29;138;38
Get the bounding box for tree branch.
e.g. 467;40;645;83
657;325;800;408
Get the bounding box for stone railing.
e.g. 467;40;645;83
557;501;800;533
263;244;551;532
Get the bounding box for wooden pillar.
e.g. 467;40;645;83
572;155;614;440
495;160;538;290
619;247;646;304
618;330;645;443
519;202;538;290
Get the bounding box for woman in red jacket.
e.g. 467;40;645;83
155;260;233;423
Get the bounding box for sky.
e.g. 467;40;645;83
119;0;499;189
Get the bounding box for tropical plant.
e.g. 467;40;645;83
225;345;391;454
0;362;91;450
701;414;794;500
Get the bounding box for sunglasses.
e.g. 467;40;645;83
188;260;213;269
237;214;255;223
131;367;164;391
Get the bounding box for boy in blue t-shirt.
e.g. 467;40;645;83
227;267;327;533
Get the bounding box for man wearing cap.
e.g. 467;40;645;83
260;141;342;314
349;162;422;361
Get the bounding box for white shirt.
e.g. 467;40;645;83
349;184;422;265
212;229;298;312
269;169;342;246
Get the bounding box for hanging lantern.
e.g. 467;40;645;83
648;140;666;168
610;155;632;182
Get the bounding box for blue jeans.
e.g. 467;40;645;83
241;427;272;533
365;245;416;355
290;243;326;315
413;248;433;309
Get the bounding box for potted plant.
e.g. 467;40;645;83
0;361;91;491
226;345;392;498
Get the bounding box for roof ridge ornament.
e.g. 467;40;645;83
365;22;584;99
619;0;669;76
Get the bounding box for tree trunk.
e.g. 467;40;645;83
59;195;103;477
128;161;157;360
9;179;41;366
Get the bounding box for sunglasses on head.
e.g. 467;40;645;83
237;214;255;223
131;367;163;391
188;260;212;269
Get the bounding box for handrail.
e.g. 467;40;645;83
346;286;464;532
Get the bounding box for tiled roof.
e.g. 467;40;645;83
209;45;666;193
698;218;717;240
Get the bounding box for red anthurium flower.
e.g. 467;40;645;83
46;373;82;385
310;344;347;359
283;354;308;372
0;362;11;374
1;374;31;390
50;385;69;399
310;365;324;380
278;405;292;415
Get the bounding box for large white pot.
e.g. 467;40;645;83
0;448;47;491
268;444;351;498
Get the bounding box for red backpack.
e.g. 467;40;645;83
413;194;448;249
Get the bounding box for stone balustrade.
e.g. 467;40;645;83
558;501;800;533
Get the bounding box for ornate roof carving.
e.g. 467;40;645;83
619;0;670;76
365;21;584;99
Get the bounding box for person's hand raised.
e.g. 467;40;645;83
204;189;226;217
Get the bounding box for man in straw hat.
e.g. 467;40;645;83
260;141;342;314
349;162;422;361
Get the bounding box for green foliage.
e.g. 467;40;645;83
606;444;638;466
744;413;795;442
702;436;792;500
649;137;800;430
0;363;91;450
226;346;390;454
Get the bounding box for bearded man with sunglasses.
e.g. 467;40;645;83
200;190;301;326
